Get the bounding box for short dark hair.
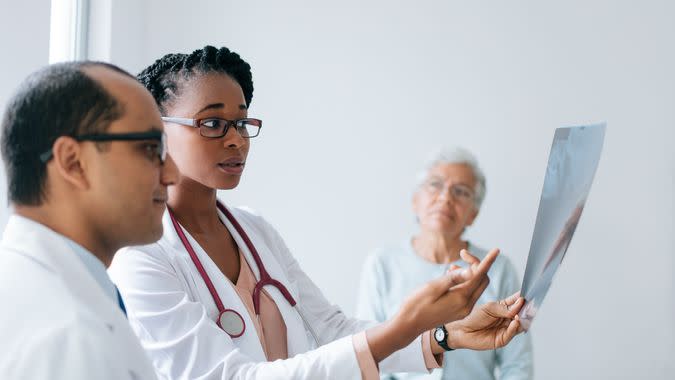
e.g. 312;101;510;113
1;61;135;206
137;45;254;114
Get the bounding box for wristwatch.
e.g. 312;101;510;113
433;325;454;351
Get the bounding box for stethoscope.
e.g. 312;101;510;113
168;201;304;339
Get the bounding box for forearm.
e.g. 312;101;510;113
365;318;418;363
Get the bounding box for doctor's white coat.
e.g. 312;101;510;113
0;215;158;380
109;205;434;379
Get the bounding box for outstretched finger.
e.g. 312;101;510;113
456;249;500;291
459;249;481;265
474;248;500;276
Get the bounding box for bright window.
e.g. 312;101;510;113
49;0;89;63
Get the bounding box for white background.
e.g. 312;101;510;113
0;0;51;227
2;1;674;379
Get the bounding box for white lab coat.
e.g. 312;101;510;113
109;204;433;379
0;215;157;380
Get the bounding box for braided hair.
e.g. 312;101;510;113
137;46;253;114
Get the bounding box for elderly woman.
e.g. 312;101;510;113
356;147;534;380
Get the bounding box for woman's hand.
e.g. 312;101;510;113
396;248;499;337
443;292;525;351
366;248;499;362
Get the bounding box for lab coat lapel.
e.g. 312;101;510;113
160;210;267;361
218;205;313;357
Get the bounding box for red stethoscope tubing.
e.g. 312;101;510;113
168;201;297;337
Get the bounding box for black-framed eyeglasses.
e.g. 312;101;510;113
39;131;167;164
161;117;262;139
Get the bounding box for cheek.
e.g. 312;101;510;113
412;194;433;218
116;165;159;200
455;205;475;224
241;141;250;160
166;131;212;173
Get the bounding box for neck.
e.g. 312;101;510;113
412;229;467;264
14;204;117;267
167;177;221;234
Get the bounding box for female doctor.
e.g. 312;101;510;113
108;46;525;380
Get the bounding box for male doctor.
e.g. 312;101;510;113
0;62;178;379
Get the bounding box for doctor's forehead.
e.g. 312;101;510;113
83;65;164;133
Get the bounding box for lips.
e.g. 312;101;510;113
152;193;168;204
431;209;455;220
217;157;246;175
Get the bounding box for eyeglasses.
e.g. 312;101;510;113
162;117;262;139
39;131;167;164
423;179;476;205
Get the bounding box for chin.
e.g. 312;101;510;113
133;224;164;246
425;221;459;235
214;176;242;190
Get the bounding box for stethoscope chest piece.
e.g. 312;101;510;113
218;309;246;338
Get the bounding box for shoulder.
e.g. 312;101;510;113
228;205;289;250
0;249;83;322
109;240;180;290
0;254;115;354
229;205;277;235
362;240;414;274
111;242;170;272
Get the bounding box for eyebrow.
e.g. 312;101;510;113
427;176;473;188
196;103;248;114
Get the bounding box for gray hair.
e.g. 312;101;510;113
415;147;487;209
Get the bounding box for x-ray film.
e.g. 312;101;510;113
519;123;606;331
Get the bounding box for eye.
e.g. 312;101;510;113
426;180;443;191
200;118;225;130
453;186;474;199
141;142;160;160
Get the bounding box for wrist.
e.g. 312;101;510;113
365;317;416;363
387;313;424;348
445;322;462;350
388;314;418;350
432;324;455;353
430;329;446;355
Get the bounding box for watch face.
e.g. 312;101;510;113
434;328;445;341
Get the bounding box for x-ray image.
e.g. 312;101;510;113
519;124;606;331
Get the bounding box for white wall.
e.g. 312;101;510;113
0;0;51;227
103;1;674;379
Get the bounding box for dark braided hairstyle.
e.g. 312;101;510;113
137;46;253;114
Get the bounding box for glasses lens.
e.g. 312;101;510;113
238;119;261;138
198;118;262;138
450;185;475;202
199;118;227;138
424;179;443;193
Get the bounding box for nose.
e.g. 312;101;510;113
436;186;455;203
160;153;179;186
222;125;247;148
